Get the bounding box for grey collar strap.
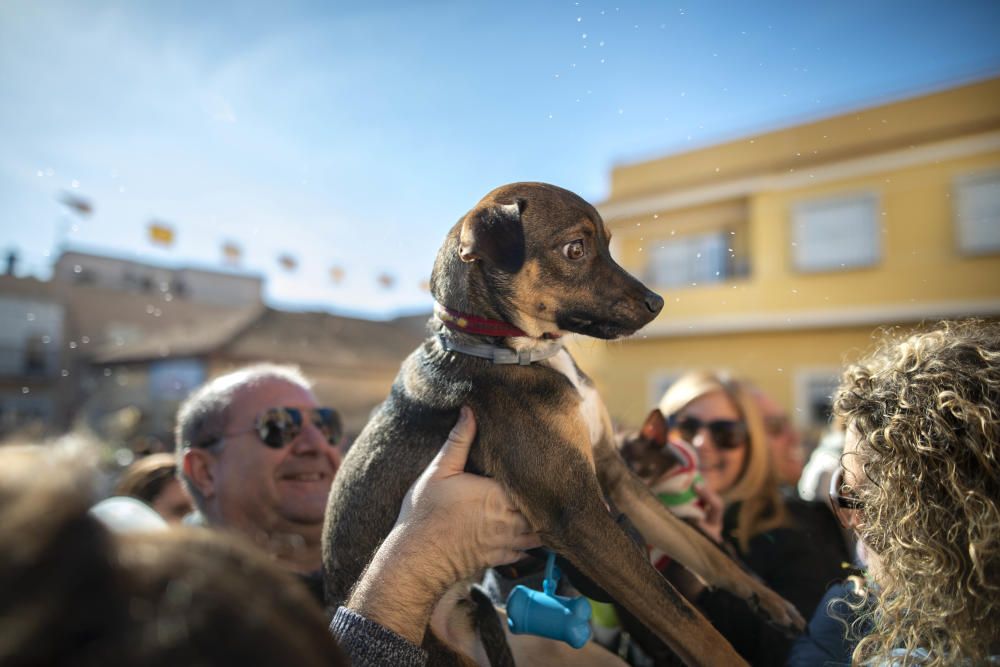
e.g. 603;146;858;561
437;333;561;365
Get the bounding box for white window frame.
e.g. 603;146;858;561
791;191;881;273
953;169;1000;256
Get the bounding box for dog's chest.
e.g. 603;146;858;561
543;349;606;446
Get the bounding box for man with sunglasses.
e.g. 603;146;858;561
176;364;541;665
176;364;345;599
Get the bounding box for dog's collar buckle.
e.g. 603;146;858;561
437;333;561;366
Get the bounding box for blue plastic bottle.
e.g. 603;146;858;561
505;551;592;649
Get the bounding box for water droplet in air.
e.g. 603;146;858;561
115;448;134;467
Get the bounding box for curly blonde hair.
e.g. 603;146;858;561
834;320;1000;666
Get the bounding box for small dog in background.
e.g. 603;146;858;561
618;409;707;568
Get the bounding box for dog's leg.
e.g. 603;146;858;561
593;439;805;633
486;416;747;667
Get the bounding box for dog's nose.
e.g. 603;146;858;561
644;292;664;314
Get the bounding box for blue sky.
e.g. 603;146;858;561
2;0;999;318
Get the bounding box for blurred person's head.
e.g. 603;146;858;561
114;452;192;524
833;320;1000;666
659;371;785;551
748;386;804;487
176;364;343;571
0;443;346;667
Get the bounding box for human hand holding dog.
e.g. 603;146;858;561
347;406;541;645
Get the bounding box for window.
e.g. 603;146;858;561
791;192;880;272
954;170;1000;255
795;370;841;431
646;230;744;288
23;335;47;375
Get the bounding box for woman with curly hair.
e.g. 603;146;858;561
832;319;1000;666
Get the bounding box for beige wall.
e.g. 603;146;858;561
569;326;880;429
611;149;1000;322
575;77;1000;441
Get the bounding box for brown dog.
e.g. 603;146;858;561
322;183;803;666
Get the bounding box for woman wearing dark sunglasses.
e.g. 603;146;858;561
626;371;848;666
823;321;1000;667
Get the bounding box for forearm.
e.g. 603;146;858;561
346;523;451;646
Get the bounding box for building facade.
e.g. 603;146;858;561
0;276;69;436
570;76;1000;440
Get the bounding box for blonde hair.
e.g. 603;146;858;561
835;320;1000;667
659;371;786;552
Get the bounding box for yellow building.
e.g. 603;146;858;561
570;76;1000;439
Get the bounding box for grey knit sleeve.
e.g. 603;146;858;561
329;606;428;667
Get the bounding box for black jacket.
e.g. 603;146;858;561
622;494;850;666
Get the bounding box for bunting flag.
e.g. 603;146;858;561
376;272;396;289
278;254;298;271
222;242;242;266
148;221;175;247
329;266;345;284
59;191;93;216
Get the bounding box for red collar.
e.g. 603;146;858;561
435;303;529;337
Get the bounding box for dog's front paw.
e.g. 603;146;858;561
746;588;806;637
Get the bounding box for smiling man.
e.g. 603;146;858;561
176;364;343;602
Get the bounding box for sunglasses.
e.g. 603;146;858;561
666;414;748;451
828;466;864;529
218;407;343;449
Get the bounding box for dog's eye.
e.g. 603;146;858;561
562;240;585;261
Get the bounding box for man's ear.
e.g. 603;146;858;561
458;198;526;273
182;448;218;500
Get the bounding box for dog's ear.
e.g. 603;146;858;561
640;409;669;447
458;199;526;273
